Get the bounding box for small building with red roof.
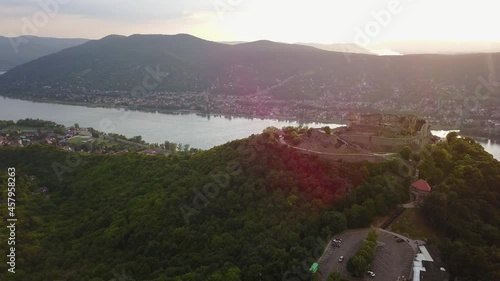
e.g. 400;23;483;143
410;179;432;206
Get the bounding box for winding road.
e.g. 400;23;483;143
278;135;397;159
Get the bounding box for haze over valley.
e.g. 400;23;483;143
2;34;500;137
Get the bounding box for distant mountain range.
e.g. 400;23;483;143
220;41;376;55
1;34;499;102
372;41;500;55
295;43;375;55
219;41;247;45
222;40;500;56
0;36;88;71
1;34;365;94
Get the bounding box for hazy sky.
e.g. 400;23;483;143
1;0;499;44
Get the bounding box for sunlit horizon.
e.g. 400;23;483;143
1;0;500;45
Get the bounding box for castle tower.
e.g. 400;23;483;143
347;112;359;130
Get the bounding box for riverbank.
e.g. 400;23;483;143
0;97;336;150
0;95;466;128
2;96;498;138
459;130;500;142
0;95;346;125
5;97;500;142
1;97;499;158
428;124;461;130
460;134;499;142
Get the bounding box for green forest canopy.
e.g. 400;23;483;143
0;129;498;280
420;132;500;281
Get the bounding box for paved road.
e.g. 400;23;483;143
319;228;416;281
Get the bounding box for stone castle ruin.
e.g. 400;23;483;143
340;112;434;152
276;113;436;163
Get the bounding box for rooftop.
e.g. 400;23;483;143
417;246;434;262
309;262;319;273
411;179;432;192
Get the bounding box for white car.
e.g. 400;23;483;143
333;238;342;243
367;271;376;277
338;256;344;262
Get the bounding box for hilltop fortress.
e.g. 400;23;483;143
278;113;437;163
341;112;434;152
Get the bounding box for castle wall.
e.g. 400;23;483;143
307;151;386;163
340;134;427;151
359;114;382;125
351;124;382;134
354;114;423;135
340;134;372;149
371;136;420;147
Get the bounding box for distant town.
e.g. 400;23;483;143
0;119;198;155
4;79;500;139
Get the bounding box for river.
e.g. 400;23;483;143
0;97;333;149
432;130;500;159
0;97;499;159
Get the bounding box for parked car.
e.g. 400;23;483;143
367;271;376;277
338;256;344;262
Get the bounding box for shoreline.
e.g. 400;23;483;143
0;95;345;125
6;95;498;141
459;133;500;142
0;96;498;159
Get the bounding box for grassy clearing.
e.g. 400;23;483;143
389;208;440;242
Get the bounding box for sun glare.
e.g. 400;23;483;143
207;0;500;43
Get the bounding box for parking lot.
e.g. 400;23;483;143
318;228;416;281
370;232;414;281
318;228;369;280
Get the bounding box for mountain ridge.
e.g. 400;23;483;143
0;35;88;71
1;34;499;102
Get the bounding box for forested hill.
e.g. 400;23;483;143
420;133;500;280
0;128;411;281
1;34;500;102
0;128;498;280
